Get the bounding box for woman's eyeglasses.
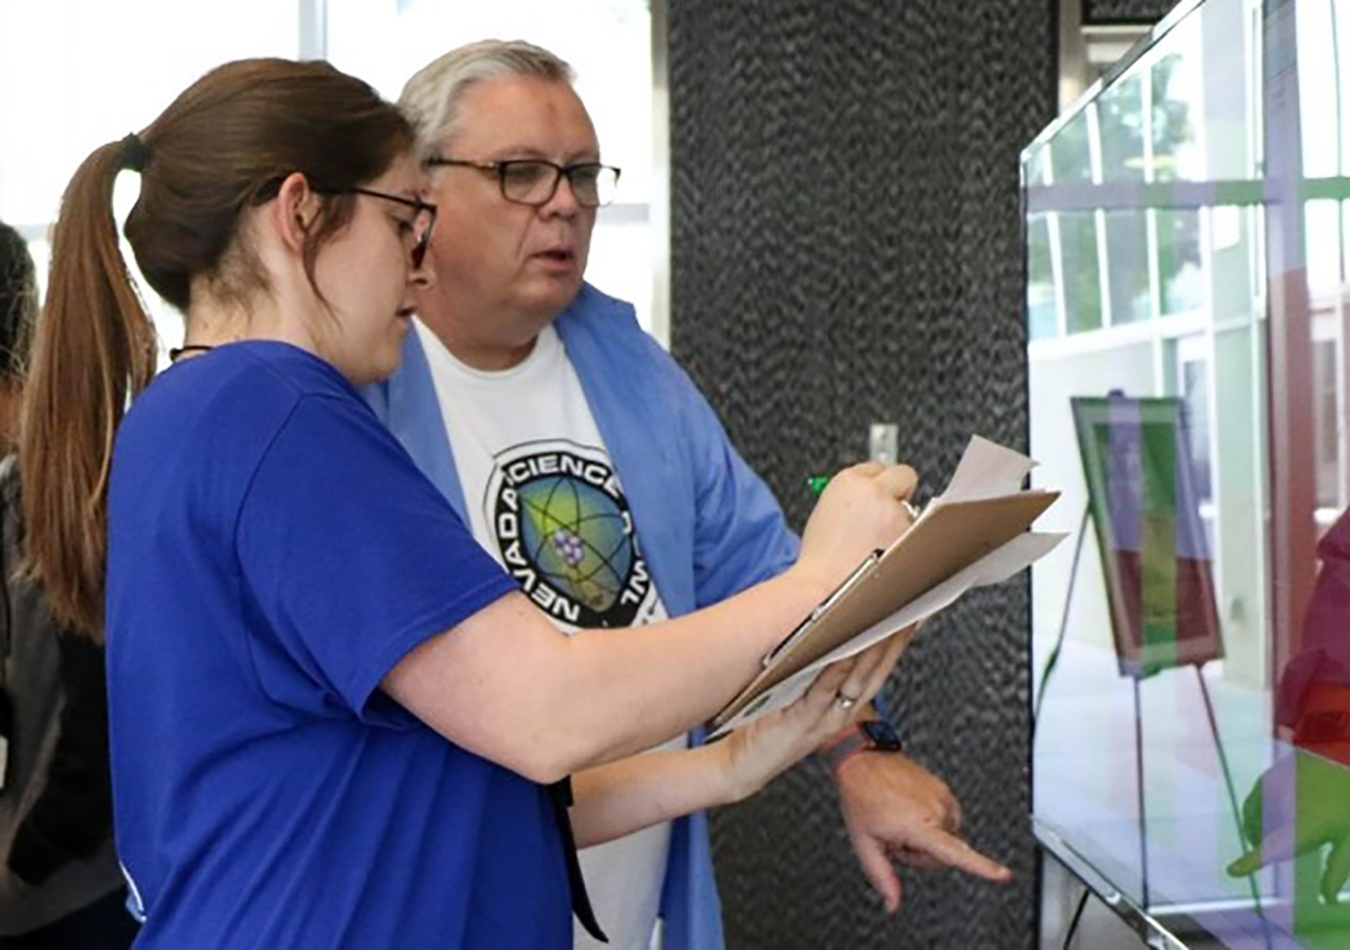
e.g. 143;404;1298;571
254;177;438;269
335;187;437;269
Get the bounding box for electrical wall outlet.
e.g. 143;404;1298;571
869;423;898;465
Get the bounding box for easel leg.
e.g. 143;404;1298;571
1194;665;1274;948
1134;675;1151;910
1033;503;1093;729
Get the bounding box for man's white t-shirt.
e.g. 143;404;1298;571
417;319;682;950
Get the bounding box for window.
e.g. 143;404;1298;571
0;0;660;350
0;0;302;360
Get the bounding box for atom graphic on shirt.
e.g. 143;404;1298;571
488;443;661;629
517;475;632;612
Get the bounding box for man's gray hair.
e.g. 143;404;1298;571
400;39;575;162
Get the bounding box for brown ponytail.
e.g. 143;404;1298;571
19;141;158;641
19;58;413;641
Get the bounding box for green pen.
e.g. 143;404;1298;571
806;473;921;520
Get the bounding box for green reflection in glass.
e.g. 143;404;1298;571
1099;75;1146;183
1027;214;1057;340
1157;209;1203;316
1210;206;1254;322
1061;212;1103;334
1139;420;1180;671
1052;110;1093;185
1026;145;1052;187
1229;749;1350;948
1152;53;1198;183
1106;209;1152;324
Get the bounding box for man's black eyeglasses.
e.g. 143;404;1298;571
426;157;621;209
254;178;438;269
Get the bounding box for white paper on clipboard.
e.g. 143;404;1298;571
707;435;1064;740
708;530;1065;738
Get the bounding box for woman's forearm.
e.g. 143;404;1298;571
382;568;825;783
570;744;744;848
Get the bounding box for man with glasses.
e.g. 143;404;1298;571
367;39;1010;950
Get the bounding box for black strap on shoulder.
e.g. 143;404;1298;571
546;777;608;942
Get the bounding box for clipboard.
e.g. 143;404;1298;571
712;489;1060;729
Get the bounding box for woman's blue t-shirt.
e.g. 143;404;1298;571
106;342;570;948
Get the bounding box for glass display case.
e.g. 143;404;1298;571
1025;0;1350;945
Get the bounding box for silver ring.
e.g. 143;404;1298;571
836;692;858;710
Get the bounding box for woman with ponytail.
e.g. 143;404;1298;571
32;58;916;948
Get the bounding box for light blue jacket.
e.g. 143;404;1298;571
364;284;799;950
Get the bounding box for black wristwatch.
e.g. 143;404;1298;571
819;719;904;773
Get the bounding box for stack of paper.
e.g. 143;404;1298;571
709;436;1064;738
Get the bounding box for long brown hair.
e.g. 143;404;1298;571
20;58;414;640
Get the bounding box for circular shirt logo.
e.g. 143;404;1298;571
487;443;663;629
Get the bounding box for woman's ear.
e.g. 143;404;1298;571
271;172;322;256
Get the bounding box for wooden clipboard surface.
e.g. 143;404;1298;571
714;490;1059;727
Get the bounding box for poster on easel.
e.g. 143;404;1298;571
1071;393;1223;679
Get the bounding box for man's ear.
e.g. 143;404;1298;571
270;172;322;255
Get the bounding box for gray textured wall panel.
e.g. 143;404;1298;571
1084;0;1175;22
668;1;1056;947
